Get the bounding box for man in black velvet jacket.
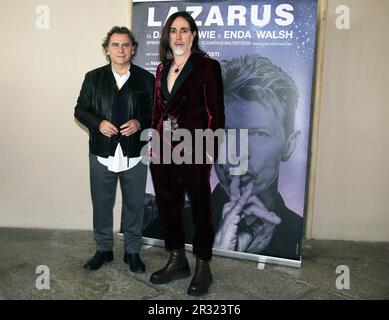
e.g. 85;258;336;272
74;26;154;273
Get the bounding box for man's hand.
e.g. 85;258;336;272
238;219;276;253
214;176;282;252
120;119;141;136
236;194;281;252
214;176;253;251
99;120;118;137
243;195;281;225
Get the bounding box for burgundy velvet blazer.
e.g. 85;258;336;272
151;53;225;163
152;53;225;134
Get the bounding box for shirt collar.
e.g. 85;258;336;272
111;64;131;78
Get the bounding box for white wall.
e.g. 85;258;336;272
0;0;129;230
309;0;389;241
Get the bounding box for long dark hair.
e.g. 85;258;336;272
159;11;205;63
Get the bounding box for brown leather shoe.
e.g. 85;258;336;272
187;258;212;296
149;247;190;284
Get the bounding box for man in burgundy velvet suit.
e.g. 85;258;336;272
148;12;225;296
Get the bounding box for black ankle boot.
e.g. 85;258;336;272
187;258;212;296
123;253;146;273
83;251;113;271
149;247;190;284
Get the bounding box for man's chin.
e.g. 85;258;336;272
173;49;185;56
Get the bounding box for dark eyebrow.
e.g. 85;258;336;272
111;42;130;45
170;27;190;31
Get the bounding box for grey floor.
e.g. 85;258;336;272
0;227;388;300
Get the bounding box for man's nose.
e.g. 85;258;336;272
175;31;182;40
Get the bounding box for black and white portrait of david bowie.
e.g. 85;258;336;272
213;54;303;260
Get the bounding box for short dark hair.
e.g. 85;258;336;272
221;54;299;136
102;26;138;62
159;11;205;63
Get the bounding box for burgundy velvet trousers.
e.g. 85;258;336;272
150;163;214;261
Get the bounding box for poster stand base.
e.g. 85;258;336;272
257;262;266;270
118;233;301;269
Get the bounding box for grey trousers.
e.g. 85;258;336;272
89;154;147;254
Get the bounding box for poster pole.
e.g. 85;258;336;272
305;0;328;239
